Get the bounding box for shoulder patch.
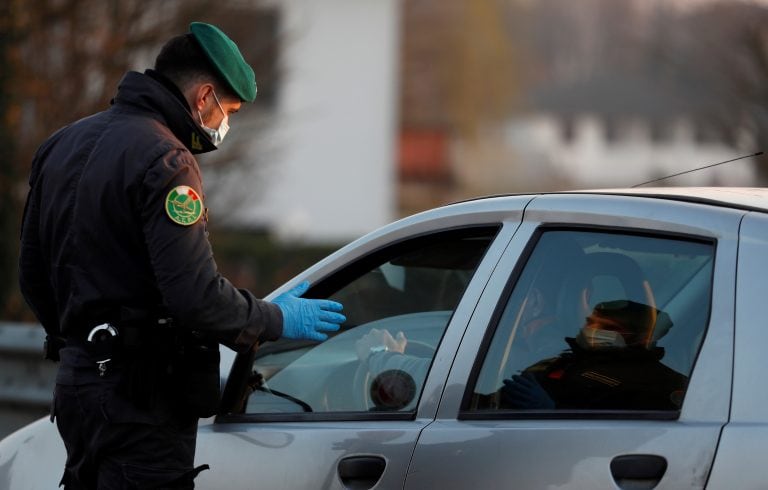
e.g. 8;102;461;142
165;185;204;226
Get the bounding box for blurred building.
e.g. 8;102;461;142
231;0;400;244
509;72;756;189
227;0;762;242
396;0;760;214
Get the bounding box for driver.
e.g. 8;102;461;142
499;300;688;411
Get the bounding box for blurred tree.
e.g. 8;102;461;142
447;0;522;138
739;14;768;180
400;0;524;137
0;0;18;321
517;0;767;184
399;0;526;210
635;1;768;182
679;2;768;182
0;0;279;319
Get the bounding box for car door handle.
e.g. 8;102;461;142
610;454;667;489
338;456;386;490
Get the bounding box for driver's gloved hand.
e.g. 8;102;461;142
273;281;346;341
500;373;555;409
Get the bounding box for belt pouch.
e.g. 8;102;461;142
173;336;221;418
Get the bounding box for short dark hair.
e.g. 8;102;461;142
154;34;236;98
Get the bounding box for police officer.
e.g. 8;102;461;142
18;22;346;489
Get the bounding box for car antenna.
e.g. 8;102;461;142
631;151;764;188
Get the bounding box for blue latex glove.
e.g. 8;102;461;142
272;281;346;341
500;373;555;409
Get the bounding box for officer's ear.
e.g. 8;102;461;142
187;83;215;114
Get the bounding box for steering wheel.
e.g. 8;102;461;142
319;312;452;411
352;340;435;411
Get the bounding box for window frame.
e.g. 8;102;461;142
459;224;717;421
217;225;502;424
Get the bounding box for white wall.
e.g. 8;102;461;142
247;0;400;244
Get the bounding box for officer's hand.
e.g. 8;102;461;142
500;373;555;409
273;281;346;341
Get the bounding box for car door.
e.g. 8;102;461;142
405;194;742;490
707;210;768;489
194;197;531;490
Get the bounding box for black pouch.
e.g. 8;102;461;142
43;334;66;362
172;335;221;418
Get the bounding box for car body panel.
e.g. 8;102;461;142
406;193;741;489
195;419;429;489
571;187;768;212
193;199;531;489
0;417;64;489
706;211;768;489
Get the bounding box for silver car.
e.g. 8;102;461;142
2;188;768;489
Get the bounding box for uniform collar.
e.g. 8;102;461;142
144;69;191;112
112;71;217;154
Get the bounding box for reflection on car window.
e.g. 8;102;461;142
243;227;498;415
469;229;713;414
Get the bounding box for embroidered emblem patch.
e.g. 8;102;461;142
165;186;203;225
191;132;203;151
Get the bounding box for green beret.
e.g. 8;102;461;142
189;22;257;102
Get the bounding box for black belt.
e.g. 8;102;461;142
65;319;175;376
67;317;174;343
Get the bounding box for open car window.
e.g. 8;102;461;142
466;229;714;416
240;227;499;416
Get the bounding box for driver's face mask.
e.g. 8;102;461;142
575;325;627;350
198;90;229;146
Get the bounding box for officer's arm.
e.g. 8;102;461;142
140;150;282;350
19;159;60;336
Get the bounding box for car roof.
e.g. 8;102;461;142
457;187;768;214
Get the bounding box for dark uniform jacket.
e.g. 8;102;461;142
19;70;282;354
524;338;688;411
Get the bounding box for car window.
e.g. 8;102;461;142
467;229;714;415
243;227;499;415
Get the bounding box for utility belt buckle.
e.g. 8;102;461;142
87;323;119;377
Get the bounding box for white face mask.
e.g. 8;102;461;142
198;90;229;146
575;325;627;350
